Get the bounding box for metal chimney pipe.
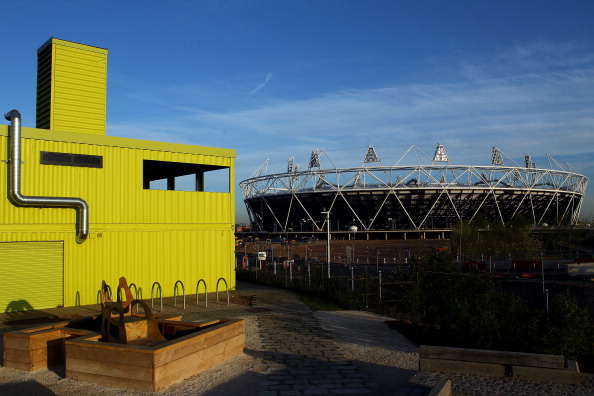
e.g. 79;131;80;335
5;110;89;243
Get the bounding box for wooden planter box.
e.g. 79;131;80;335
65;319;245;391
4;317;245;391
4;323;95;371
3;314;182;372
419;345;580;385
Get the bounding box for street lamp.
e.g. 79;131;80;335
348;225;357;265
321;210;331;278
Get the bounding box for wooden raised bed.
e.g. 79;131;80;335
3;314;182;372
65;319;245;391
4;316;245;391
419;345;581;384
4;323;95;371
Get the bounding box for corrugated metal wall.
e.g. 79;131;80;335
1;134;234;225
0;127;235;308
36;38;108;135
0;242;63;311
65;227;234;306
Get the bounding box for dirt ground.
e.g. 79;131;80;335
239;238;450;265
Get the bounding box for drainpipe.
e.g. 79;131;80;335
5;110;89;243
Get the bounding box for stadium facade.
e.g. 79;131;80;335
239;144;587;238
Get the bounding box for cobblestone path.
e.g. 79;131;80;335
254;308;373;396
2;282;594;395
181;285;383;395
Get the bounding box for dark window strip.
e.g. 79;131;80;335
40;151;103;168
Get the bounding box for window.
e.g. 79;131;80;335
143;160;230;193
40;151;103;168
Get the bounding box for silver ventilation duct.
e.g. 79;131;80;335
5;110;89;243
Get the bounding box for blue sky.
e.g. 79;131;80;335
2;1;594;224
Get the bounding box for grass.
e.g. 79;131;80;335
296;291;344;311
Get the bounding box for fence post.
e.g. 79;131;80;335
351;266;354;291
365;266;368;309
379;270;382;301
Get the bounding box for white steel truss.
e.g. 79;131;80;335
240;145;588;233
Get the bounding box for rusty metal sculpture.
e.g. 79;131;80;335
100;277;166;346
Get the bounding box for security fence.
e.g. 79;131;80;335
237;258;594;318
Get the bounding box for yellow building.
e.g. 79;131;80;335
0;38;236;312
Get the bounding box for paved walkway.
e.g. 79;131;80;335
190;283;390;395
256;311;370;395
1;281;594;395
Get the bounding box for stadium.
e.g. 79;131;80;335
239;144;588;239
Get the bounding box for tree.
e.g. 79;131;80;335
452;215;543;261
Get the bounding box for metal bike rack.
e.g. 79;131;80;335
151;282;163;311
174;280;186;310
117;284;125;302
129;283;142;300
196;279;208;307
216;277;230;305
97;284;113;304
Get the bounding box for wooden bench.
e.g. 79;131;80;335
419;345;580;385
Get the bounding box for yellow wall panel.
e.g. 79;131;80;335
0;123;235;310
57;227;235;307
36;38;107;135
0;241;63;311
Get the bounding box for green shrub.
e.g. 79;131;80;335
543;293;593;359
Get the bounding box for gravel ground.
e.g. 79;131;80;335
3;283;593;396
0;316;265;396
0;310;421;395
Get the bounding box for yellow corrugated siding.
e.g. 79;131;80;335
2;137;234;225
62;227;234;306
0;125;235;308
0;242;63;311
0;229;234;308
36;38;107;135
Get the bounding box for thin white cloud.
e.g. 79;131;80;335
247;72;272;98
109;61;594;178
106;41;594;220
